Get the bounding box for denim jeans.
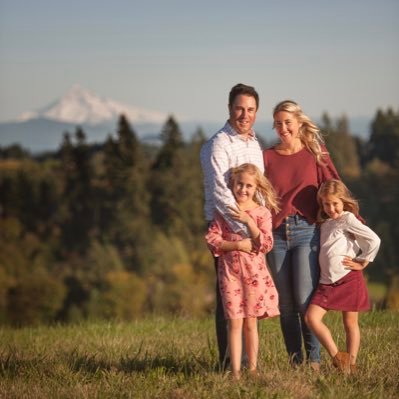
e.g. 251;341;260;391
267;215;321;364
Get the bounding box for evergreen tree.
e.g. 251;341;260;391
153;115;184;170
321;113;361;178
101;115;151;274
149;116;186;233
59;128;95;253
368;108;399;167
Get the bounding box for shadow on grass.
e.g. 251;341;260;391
0;339;219;378
0;351;48;377
65;343;214;377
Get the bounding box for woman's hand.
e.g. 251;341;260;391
342;256;369;270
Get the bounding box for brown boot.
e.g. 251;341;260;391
310;362;321;373
332;351;350;374
350;364;357;374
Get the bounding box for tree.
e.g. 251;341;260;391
100;115;151;274
149;116;196;238
321;113;361;178
7;273;66;326
59;128;95;253
368;108;399;167
152;115;184;170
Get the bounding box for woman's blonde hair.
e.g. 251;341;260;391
273;100;326;164
317;179;359;223
229;163;280;213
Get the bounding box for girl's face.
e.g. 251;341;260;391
232;172;257;205
273;111;302;145
321;194;344;220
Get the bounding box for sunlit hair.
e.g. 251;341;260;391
229;83;259;110
273;100;326;164
229;163;280;213
317;179;360;223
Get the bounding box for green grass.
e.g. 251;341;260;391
368;282;388;305
0;312;398;398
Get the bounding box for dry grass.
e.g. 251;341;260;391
0;311;398;398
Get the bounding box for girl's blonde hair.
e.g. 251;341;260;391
229;163;280;213
317;179;360;223
273;100;326;164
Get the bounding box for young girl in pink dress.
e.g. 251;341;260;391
305;179;381;374
205;163;280;380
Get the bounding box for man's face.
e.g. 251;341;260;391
228;94;257;137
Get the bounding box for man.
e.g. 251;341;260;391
200;83;264;369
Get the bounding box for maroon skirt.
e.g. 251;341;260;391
311;271;370;312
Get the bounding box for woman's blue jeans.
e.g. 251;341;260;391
267;215;321;364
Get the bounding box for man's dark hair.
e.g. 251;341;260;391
228;83;259;110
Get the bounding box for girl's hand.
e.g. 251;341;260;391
237;238;253;253
227;205;250;224
342;256;369;270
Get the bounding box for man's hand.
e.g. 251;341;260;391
227;205;250;224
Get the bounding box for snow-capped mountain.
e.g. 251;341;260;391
17;84;167;125
0;84;372;154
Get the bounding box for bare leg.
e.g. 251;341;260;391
243;317;258;371
342;311;360;366
228;318;243;378
305;304;338;358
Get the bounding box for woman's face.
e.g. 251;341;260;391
273;111;302;145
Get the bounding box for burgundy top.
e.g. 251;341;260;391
263;146;339;229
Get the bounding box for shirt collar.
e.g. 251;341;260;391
224;121;256;141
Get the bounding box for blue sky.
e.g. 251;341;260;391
0;0;398;125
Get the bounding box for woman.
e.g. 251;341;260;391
263;100;339;370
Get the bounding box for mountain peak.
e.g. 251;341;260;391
62;84;95;100
17;85;167;125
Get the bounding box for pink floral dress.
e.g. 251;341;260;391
206;206;280;320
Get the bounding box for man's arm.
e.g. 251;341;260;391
202;140;248;235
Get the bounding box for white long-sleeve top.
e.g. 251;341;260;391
319;211;381;284
200;121;264;234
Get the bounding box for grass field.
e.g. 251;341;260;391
0;311;398;398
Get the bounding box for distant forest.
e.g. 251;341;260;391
0;108;398;325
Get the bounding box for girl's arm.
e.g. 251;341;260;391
342;257;369;270
342;212;381;270
227;205;260;243
228;205;274;253
205;214;254;255
220;238;253;253
253;207;274;254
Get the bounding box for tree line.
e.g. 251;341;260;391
0;108;398;325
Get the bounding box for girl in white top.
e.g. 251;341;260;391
305;179;380;374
